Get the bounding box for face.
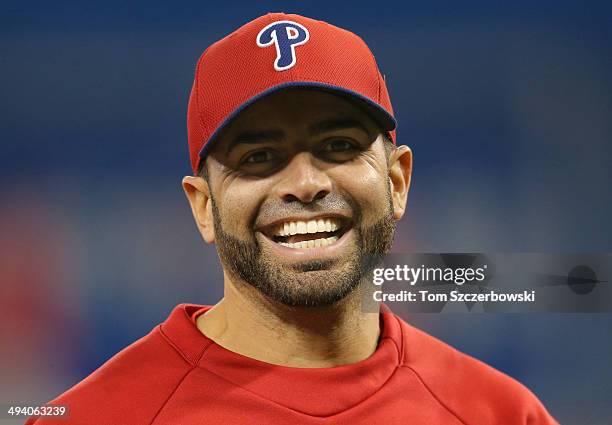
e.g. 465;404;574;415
185;88;411;307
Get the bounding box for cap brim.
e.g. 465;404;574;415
199;81;396;160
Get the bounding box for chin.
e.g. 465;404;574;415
252;260;364;308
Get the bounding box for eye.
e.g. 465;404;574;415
243;150;277;164
322;139;357;152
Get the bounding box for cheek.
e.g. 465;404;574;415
217;179;268;233
334;163;389;223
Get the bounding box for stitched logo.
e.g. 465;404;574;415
256;20;310;71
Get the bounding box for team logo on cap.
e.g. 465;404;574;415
256;20;309;71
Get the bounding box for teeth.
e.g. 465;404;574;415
279;236;339;249
296;221;307;234
275;218;342;237
307;221;317;233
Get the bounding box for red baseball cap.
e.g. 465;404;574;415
187;12;396;174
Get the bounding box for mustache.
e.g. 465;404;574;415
253;192;359;228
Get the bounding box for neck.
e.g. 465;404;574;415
196;271;381;368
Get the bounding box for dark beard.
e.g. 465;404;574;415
211;193;396;307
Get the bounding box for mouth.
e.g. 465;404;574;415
260;216;351;250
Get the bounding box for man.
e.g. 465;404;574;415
28;13;558;424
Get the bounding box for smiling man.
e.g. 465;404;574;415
28;13;558;425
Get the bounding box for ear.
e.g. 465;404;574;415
388;145;413;220
182;176;216;244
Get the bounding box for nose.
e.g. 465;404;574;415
275;152;332;203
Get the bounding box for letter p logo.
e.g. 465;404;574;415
256;20;310;71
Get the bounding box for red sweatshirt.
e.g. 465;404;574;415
27;304;558;424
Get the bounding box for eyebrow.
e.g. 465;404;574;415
225;118;371;155
225;130;284;155
308;118;371;137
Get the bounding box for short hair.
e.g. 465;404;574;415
381;132;395;159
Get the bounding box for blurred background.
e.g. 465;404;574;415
1;1;611;423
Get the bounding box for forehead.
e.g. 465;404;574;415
212;88;379;145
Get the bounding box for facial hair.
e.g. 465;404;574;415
211;188;396;307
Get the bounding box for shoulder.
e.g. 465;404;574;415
26;325;195;424
393;314;559;425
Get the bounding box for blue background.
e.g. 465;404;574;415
1;1;611;423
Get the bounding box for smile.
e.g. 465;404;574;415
261;216;351;251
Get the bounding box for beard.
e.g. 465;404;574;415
211;188;396;307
